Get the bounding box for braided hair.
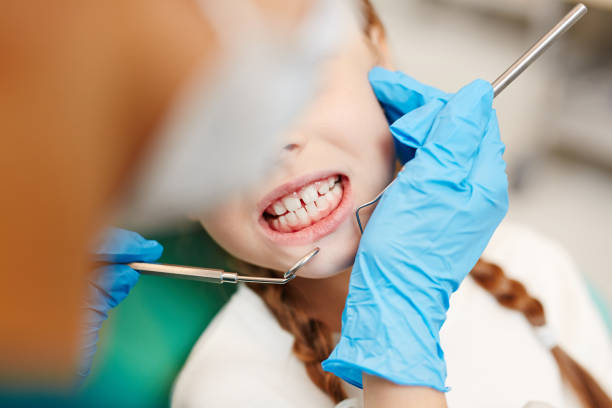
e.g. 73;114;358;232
238;261;348;403
471;260;612;408
237;258;611;407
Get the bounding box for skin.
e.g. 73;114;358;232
199;18;395;281
364;376;447;408
198;9;446;408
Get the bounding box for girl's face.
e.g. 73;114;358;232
198;22;394;278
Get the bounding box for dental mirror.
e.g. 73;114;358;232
283;247;320;279
128;247;320;285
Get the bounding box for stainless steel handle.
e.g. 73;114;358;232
128;262;237;284
355;4;588;233
128;262;297;284
492;3;587;97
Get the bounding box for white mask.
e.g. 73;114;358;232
118;0;355;228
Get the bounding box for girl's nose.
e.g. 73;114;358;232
280;131;309;158
283;143;300;152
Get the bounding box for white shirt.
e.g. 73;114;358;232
172;222;612;407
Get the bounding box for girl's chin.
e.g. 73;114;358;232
290;251;355;279
295;269;346;279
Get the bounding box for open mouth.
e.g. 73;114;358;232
257;173;352;245
263;175;343;232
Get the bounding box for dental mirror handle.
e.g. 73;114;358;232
491;3;587;97
128;262;294;284
129;262;238;284
127;248;319;284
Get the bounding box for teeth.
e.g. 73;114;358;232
272;201;287;216
295;208;310;225
315;196;329;211
299;185;318;203
285;211;299;227
327;176;337;188
330;183;343;199
265;175;345;233
278;216;291;232
305;202;321;221
282;194;301;212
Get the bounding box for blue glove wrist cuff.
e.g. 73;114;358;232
321;357;449;392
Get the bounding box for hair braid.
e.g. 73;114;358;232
236;261;348;404
470;259;612;408
233;257;611;407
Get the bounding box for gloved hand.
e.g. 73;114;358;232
76;228;163;382
322;67;508;390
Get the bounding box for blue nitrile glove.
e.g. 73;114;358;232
76;228;163;382
322;67;508;390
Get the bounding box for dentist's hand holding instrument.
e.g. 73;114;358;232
77;229;163;382
324;4;588;404
78;231;319;380
323;69;508;402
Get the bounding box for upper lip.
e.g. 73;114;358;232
256;170;342;217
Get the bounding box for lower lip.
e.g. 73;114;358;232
258;176;353;246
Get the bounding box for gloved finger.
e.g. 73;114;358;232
96;228;163;263
77;263;140;382
77;311;103;381
469;112;509;210
86;264;140;311
419;79;493;177
369;67;447;124
390;99;445;164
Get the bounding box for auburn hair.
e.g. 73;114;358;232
239;1;611;406
471;260;612;408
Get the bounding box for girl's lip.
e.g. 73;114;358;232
256;170;344;215
256;173;353;246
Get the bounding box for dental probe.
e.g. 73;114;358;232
128;247;319;285
355;3;588;233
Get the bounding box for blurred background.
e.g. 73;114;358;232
373;0;612;304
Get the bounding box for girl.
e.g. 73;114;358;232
172;1;611;406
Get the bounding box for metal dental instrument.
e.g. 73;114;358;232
492;3;587;96
128;247;319;285
355;3;587;233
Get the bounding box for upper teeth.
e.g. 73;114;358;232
299;185;318;203
282;194;301;212
265;176;343;232
272;201;287;216
317;182;329;195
